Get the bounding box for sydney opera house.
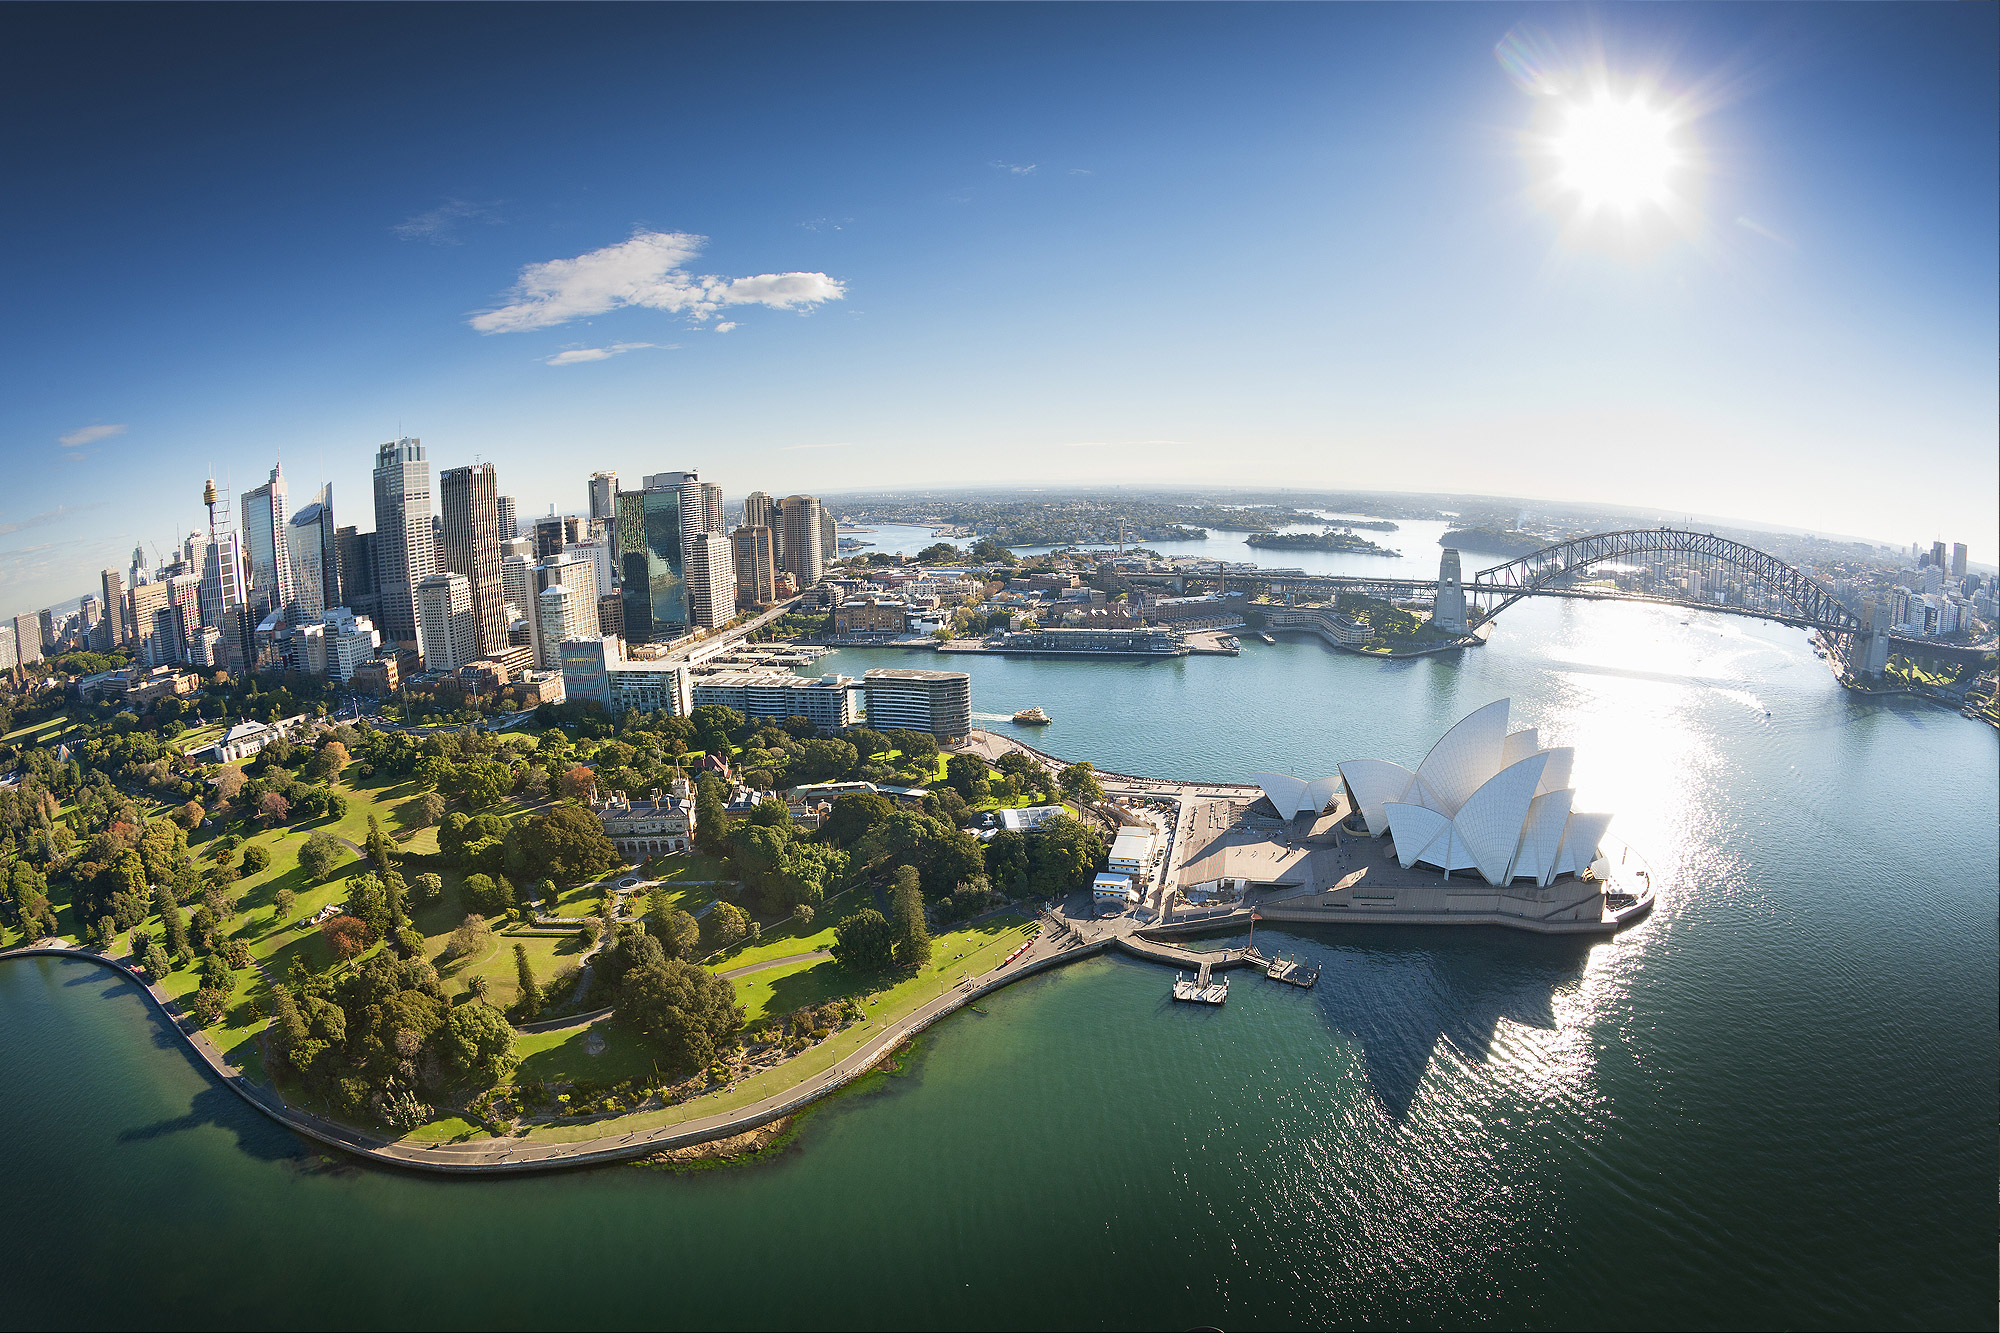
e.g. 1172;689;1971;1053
1251;698;1615;892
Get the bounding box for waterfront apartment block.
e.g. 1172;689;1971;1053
995;626;1187;656
863;667;972;740
692;669;861;733
1263;607;1371;645
559;636;694;717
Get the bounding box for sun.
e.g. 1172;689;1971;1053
1551;95;1679;215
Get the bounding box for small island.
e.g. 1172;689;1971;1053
1246;530;1399;556
1439;527;1548;556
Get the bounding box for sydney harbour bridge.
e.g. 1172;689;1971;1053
1181;527;1920;678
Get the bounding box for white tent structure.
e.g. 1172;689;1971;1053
1247;772;1343;820
1337;699;1610;888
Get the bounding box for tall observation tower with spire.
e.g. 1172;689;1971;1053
197;476;251;673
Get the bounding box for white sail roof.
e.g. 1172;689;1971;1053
1337;759;1414;836
1249;772;1341;821
1404;698;1510;817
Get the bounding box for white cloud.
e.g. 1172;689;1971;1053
394;199;500;244
713;322;737;334
58;424;126;447
992;161;1037;175
543;341;660;367
472;231;845;334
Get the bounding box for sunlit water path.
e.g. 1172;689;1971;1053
1;595;1992;1330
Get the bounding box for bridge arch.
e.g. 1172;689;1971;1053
1468;528;1861;634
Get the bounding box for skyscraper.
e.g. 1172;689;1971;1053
128;580;170;663
128;543;152;587
371;437;434;652
778;495;824;588
1931;540;1948;571
686;530;736;629
731;525;777;607
1952;542;1968;577
240;461;292;612
287;485;342;620
439;463;507;656
536;582;588;667
417;572;477;671
99;569;128;646
197;479;251;673
501;552;534;619
12;613;42;669
496;494;518;540
335;526;377;617
743;490;774;531
820;507;837;565
588;471;619;523
615;482;689;644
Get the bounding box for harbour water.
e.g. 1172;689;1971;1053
2;597;1994;1329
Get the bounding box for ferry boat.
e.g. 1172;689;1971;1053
1012;706;1053;725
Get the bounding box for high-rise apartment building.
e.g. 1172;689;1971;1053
563;538;615;603
686;530;736;629
496;494;518;540
778;494;825;588
862;667;971;740
128;581;168;663
743;490;774;532
128;544;152;588
615;482;689;644
99;569;128;647
12;614;42;669
371;437;434;652
536;582;589;667
731;525;777;607
820;508;837;565
0;623;14;671
531;556;599;666
287;486;341;620
501;553;534;619
1952;542;1968;577
439;462;507;656
417;571;477;671
588;471;619;523
240;462;292;612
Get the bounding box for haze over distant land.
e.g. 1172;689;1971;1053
2;2;1993;616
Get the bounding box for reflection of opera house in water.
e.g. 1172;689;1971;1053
1185;699;1655;934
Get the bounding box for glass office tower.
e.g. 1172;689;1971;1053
615;484;688;643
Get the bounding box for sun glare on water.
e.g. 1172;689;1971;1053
1553;95;1679;215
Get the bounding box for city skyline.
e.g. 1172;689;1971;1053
3;3;1996;618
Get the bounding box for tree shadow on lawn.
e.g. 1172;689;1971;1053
237;861;370;948
754;960;864;1018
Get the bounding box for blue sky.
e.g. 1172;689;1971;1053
3;2;1994;617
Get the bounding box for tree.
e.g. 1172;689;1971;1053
514;805;619;885
512;942;541;1017
694;773;729;855
274;888;297;920
176;799;204;830
690;704;743;756
345;873;392;942
996;751;1039;781
1059;762;1104;804
615;958;743;1076
463;873;515;917
214;767;247;804
945;753;990;802
242;844;270;875
559;764;597;802
789;738;858;785
889;866;932;968
439;1003;517;1087
443;913;491;961
299;831;342;882
822;791;893;848
1029;814;1104;894
321;914;369;960
410;872;444;906
258;791;291;827
916;542;961;564
323;792;348;821
310;741;350;783
703;901;750;953
412;791;447;828
830;908;895;973
655;908;699;960
143;939;172;979
886;729;938;763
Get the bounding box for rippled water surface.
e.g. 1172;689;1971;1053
1;594;1993;1330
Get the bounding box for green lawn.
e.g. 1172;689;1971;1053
514;911;1037;1143
708;885;870;970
